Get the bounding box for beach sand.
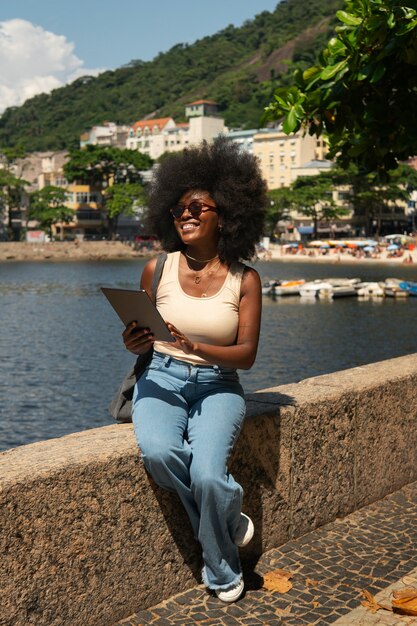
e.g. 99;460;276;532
266;244;417;266
0;240;415;266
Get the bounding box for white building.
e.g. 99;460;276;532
126;101;226;160
80;123;130;148
225;129;258;154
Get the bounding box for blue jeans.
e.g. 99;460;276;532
132;350;246;590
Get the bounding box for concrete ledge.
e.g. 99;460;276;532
1;354;417;625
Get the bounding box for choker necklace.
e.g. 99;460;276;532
185;252;219;263
186;258;221;284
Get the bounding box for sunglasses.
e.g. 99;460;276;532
170;201;217;219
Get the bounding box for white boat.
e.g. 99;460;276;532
327;277;361;287
318;284;357;299
261;280;279;296
356;282;385;297
299;281;333;298
383;278;409;298
274;279;305;296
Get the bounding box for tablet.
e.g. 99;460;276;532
101;287;175;342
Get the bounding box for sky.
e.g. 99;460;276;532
0;0;279;113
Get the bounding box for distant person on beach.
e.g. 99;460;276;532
122;137;267;603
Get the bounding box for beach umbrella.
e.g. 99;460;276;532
363;246;375;252
335;242;346;247
387;244;400;251
320;243;330;249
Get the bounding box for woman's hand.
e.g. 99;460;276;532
166;322;196;355
122;322;154;355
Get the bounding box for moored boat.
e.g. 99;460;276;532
356;282;385;297
274;279;305;296
383;278;409;297
299;280;333;298
318;284;357;299
399;281;417;296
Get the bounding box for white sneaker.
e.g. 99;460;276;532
215;578;244;603
234;513;254;547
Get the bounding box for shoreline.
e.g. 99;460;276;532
266;245;417;266
0;241;147;262
0;241;415;267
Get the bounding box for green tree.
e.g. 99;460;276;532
263;0;417;176
0;168;27;240
29;186;75;239
64;146;153;238
329;163;417;235
105;182;146;236
64;145;153;186
291;172;349;238
265;187;292;236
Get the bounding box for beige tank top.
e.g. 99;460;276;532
153;251;245;365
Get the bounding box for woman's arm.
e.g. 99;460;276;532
167;268;262;369
122;258;158;355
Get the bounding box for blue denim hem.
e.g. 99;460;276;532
201;566;243;591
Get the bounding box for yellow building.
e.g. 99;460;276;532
59;184;104;238
253;128;327;189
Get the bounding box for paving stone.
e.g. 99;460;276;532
114;481;417;625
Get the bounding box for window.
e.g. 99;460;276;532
76;192;89;203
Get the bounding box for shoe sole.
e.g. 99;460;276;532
236;514;254;548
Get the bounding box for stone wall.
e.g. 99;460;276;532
1;354;416;626
0;241;140;262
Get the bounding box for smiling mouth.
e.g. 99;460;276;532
181;222;199;232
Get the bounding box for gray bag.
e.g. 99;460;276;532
108;252;167;422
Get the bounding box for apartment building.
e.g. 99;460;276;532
126;101;226;160
80;123;130;148
253;128;327;190
225;129;257;154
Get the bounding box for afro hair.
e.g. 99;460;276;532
145;136;268;265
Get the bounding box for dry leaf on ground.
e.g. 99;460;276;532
392;587;417;616
263;569;293;593
361;589;392;614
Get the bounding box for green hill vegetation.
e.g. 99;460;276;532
0;0;342;152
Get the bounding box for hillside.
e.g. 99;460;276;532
0;0;343;152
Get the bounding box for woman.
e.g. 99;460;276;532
123;137;267;603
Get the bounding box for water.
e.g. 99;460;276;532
1;259;417;451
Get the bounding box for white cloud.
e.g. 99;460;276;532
0;19;103;113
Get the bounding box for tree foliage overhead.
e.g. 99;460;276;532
264;0;417;176
0;0;342;152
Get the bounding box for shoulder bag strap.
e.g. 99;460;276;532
150;251;167;302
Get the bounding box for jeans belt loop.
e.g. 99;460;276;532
213;365;220;374
162;354;171;367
